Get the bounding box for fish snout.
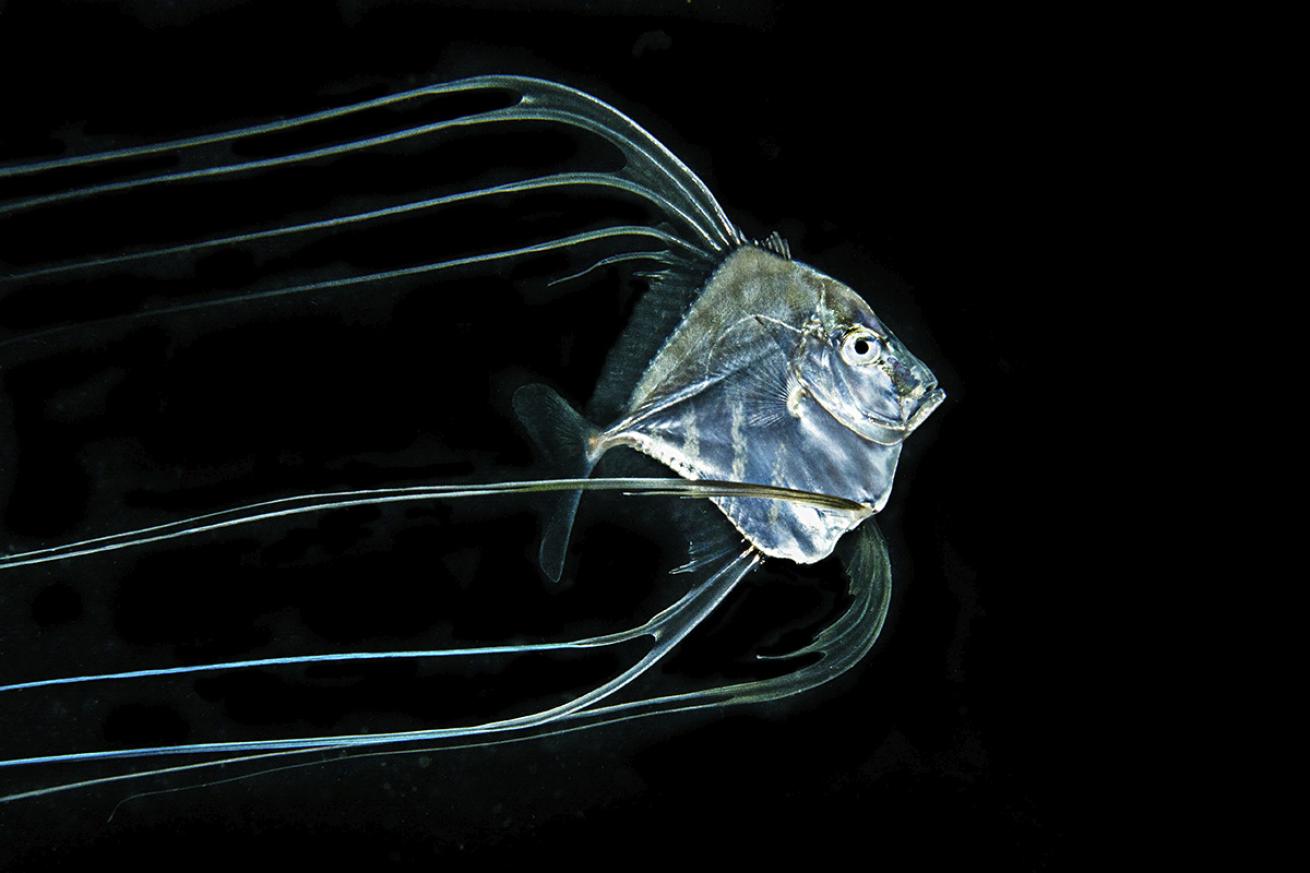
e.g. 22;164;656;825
902;380;945;432
885;342;943;431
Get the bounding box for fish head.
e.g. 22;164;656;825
787;278;945;446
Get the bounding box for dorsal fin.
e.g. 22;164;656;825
585;248;721;424
756;230;791;259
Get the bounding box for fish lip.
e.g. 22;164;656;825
799;375;945;445
855;387;946;441
902;386;946;433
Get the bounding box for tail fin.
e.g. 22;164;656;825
512;384;602;582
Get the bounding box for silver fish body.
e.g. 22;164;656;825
580;245;944;564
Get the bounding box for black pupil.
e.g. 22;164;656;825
853;338;869;355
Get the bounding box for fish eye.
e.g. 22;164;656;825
841;331;882;365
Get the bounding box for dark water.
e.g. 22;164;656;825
0;2;1083;868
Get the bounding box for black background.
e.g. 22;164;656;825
0;1;1089;868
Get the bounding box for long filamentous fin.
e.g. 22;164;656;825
2;526;890;804
1;538;751;695
0;225;690;354
0;476;858;570
0;75;739;250
0;549;758;774
0;174;700;286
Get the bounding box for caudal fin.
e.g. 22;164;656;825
512;384;601;582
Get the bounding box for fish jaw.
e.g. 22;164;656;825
800;369;945;445
904;386;946;432
862;383;946;442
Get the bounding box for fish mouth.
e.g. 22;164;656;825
852;386;946;444
902;386;946;433
801;376;946;445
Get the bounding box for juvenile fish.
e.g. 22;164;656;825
516;242;944;578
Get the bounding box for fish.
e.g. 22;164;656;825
0;75;941;805
515;240;943;582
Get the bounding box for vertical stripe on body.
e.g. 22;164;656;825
729;398;747;482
